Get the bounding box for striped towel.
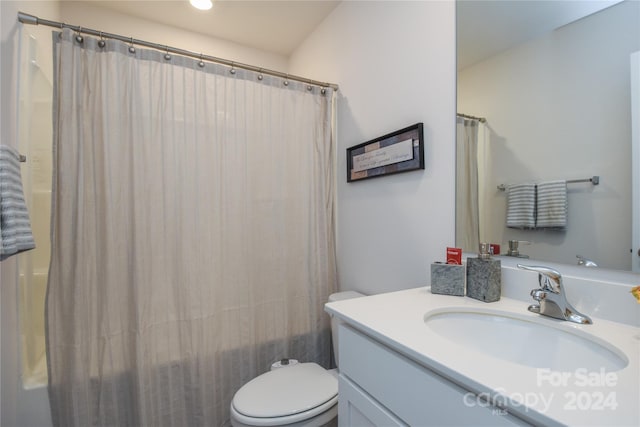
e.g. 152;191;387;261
536;180;567;229
0;145;35;260
506;183;536;229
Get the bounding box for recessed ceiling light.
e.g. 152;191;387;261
190;0;213;11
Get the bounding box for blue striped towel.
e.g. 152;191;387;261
0;145;35;260
506;183;536;229
536;180;567;229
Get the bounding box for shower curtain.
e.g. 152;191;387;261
46;29;336;427
455;117;480;252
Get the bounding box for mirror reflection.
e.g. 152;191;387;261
456;0;640;271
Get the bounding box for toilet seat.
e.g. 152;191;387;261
231;363;338;426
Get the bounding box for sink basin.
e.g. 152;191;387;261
424;308;628;372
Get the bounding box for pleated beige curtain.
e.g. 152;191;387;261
46;29;336;427
455;117;480;252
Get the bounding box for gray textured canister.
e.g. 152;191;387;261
430;263;465;296
466;243;501;302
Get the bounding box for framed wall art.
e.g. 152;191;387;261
346;123;424;182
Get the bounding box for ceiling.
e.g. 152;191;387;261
457;0;623;70
90;0;341;56
83;1;622;63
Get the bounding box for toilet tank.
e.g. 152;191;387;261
328;291;364;366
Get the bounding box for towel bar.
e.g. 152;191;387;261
497;176;599;191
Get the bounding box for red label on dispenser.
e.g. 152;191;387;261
446;247;462;265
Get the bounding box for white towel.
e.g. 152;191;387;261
536;180;567;229
0;145;35;260
506;183;536;229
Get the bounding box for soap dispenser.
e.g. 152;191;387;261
466;243;501;302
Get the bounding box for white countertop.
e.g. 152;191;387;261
325;287;640;426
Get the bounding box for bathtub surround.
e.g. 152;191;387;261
15;28;53;389
46;28;336;426
1;2;59;426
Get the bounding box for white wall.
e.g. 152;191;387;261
289;1;457;295
458;0;640;270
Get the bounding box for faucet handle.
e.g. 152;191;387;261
576;255;598;267
517;264;562;293
530;289;547;301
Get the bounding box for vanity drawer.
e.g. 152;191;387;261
338;374;405;427
338;324;527;426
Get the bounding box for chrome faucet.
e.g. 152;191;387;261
576;255;598;267
517;264;592;324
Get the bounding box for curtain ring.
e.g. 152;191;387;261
164;46;171;61
283;74;289;86
321;87;327;95
128;37;136;54
98;31;106;48
229;62;236;75
198;53;205;68
75;26;84;44
257;68;263;81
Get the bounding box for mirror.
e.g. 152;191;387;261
456;0;640;271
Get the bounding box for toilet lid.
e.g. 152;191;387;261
232;363;338;419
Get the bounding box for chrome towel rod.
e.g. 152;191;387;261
457;113;486;123
497;176;599;191
16;11;338;91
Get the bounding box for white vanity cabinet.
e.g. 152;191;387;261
337;324;528;426
327;287;639;426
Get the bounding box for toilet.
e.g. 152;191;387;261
230;291;364;427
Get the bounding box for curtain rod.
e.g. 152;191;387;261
457;113;486;123
17;11;339;91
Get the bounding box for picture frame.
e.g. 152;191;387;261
346;123;424;182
